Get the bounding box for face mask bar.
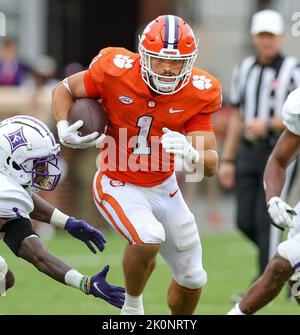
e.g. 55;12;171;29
20;154;61;191
139;41;198;95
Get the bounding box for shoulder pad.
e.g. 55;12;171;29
191;69;220;91
283;87;300;116
282;88;300;136
190;69;222;101
0;175;33;219
90;47;139;78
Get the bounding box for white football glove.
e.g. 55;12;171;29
267;196;297;230
57;120;105;149
161;127;200;164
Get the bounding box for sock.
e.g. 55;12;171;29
227;303;246;315
121;293;144;315
64;269;85;290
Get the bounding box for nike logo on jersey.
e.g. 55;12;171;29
169;108;184;114
169;189;179;198
93;282;110;299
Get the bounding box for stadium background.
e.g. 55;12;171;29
0;0;299;314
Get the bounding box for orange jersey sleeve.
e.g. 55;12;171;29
184;112;213;133
183;74;222;133
83;48;113;98
83;47;139;99
84;71;100;98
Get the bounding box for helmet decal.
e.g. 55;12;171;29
163;15;179;50
5;127;27;153
13;115;56;146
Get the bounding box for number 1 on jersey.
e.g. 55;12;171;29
133;115;153;155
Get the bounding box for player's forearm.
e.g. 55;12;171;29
18;238;84;287
203;149;218;177
21;247;72;284
31;193;55;222
264;155;286;202
31;194;69;228
221;109;243;162
52;82;74;122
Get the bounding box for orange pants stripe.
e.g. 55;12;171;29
93;171;143;244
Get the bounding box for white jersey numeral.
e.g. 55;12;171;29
133;115;153;155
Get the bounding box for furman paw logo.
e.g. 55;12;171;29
192;75;213;90
113;55;134;69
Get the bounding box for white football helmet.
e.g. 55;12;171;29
0;115;61;192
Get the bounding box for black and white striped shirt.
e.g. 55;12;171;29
230;54;300;123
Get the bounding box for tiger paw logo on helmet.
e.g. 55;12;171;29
113;55;134;69
192;75;213;90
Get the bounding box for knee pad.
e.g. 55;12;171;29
0;255;8;278
179;268;207;289
277;237;300;269
175;254;208;289
173;240;207;289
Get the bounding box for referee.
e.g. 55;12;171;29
219;10;300;291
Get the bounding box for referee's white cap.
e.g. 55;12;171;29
251;9;284;35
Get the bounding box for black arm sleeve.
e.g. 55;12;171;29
0;217;38;256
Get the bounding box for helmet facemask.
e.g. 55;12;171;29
20;153;61;192
139;44;198;94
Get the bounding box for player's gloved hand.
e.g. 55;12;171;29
65;217;106;253
267;196;297;230
161;127;200;164
57;120;104;149
82;265;125;309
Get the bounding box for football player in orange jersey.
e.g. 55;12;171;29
52;15;222;315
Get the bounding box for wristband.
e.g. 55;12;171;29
50;208;69;228
64;269;84;289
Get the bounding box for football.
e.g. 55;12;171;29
68;98;108;136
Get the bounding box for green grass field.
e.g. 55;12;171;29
0;230;299;315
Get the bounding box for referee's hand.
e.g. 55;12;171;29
218;162;235;189
244;118;268;140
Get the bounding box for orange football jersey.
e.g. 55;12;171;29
83;47;222;187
